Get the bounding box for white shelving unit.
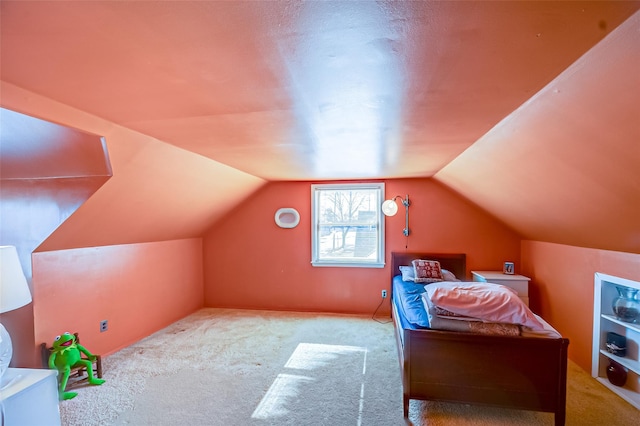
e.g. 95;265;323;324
592;272;640;410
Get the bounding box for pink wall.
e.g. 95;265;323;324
12;172;636;374
32;239;204;362
521;240;640;371
203;178;522;315
0;107;113;367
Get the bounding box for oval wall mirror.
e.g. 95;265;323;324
274;208;300;228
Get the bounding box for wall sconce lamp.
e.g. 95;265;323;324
0;246;33;380
382;194;410;236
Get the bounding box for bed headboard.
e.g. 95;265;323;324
391;252;467;281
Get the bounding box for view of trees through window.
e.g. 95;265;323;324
312;183;384;267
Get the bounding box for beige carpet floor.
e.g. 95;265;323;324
59;308;638;425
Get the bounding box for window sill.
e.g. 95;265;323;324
311;261;385;268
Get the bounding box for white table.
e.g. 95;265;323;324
0;368;61;426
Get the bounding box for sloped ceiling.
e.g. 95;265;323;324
0;108;111;179
1;1;639;253
436;11;640;254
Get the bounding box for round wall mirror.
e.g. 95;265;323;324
275;208;300;228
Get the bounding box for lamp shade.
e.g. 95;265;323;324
0;246;32;313
381;199;399;216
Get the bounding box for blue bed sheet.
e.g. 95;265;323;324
392;275;430;329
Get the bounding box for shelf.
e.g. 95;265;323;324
592;272;640;411
599;349;640;376
602;314;640;333
596;377;640;409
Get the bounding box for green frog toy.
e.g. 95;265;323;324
48;332;105;400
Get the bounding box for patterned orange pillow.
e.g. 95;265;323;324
412;259;443;283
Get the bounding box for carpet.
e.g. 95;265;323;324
58;308;638;425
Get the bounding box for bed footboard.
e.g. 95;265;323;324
392;305;569;425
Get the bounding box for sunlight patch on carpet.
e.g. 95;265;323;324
251;373;315;419
284;343;366;370
252;343;368;421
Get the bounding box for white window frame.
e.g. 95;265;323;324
311;182;385;268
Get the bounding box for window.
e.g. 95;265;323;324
311;183;385;268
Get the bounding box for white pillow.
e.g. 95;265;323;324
425;281;544;330
398;265;415;281
441;269;459;282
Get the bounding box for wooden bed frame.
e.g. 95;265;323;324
390;252;569;425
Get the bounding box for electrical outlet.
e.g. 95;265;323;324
100;320;108;332
381;290;387;299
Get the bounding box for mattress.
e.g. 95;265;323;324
392;274;561;338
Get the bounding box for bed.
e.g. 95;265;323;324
390;252;569;425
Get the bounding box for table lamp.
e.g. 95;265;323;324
0;245;33;380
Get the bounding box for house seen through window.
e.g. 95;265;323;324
311;183;385;268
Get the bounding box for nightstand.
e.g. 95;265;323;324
471;271;530;306
0;368;61;426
